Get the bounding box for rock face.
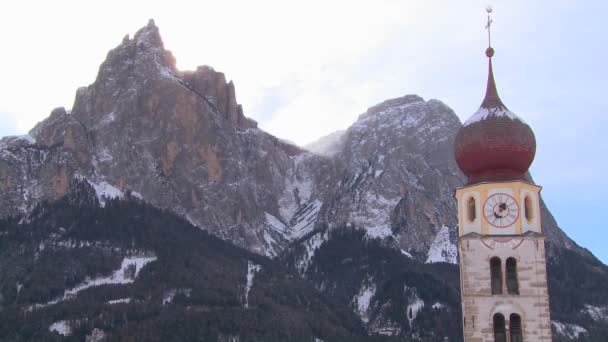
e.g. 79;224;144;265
316;96;463;257
0;20;303;256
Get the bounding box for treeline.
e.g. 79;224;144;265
0;194;378;341
288;227;463;342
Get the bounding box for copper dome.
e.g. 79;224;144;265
454;58;536;185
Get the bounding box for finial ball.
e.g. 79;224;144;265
486;47;495;58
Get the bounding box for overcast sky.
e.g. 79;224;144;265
1;0;607;262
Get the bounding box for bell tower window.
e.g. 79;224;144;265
524;195;534;222
467;197;476;222
506;257;519;295
493;313;507;342
510;314;523;342
490;257;502;295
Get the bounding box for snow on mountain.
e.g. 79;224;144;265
405;286;425;327
552;321;588;339
87;179;124;205
107;298;132;305
425;225;458;264
28;254;156;311
244;260;261;308
279;154;316;221
264;212;287;234
583;304;608;321
400;249;413;258
353;280;376;324
49;320;72;336
287;199;323;240
350;193;398;239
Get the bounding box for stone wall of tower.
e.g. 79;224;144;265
459;234;552;341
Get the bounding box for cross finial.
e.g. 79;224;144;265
485;6;495;58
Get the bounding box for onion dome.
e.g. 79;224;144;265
454;48;536;185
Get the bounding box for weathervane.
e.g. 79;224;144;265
485;6;495;58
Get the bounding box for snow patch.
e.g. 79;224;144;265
262;230;278;258
99;112;116;126
49;320;72;336
552;321;588;339
404;285;424;327
464;106;525;126
406;298;424;327
28;255;156;311
75;174;124;206
350;193;398;239
288;200;323;240
244;261;261;308
583;304;608;321
107;298;131;305
265;212;287;234
432;302;445;309
400;249;412;258
130;191;143;200
353;281;376;323
425;225;457;264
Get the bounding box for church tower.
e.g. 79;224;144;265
454;9;552;342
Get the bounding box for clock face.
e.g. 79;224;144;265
483;193;519;228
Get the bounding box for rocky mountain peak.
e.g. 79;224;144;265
364;94;425;116
134;19;163;49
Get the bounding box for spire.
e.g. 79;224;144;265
480;7;506;110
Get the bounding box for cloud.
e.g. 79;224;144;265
0;112;18;138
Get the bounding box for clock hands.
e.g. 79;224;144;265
493;203;508;218
484;194;519;228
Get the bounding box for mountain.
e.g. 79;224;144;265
287;96;608;340
1;21;607;341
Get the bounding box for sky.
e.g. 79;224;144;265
1;1;607;262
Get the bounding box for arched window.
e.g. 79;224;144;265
524;195;534;222
510;314;523;342
490;257;502;295
493;313;506;342
467;197;476;222
506;257;519;295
